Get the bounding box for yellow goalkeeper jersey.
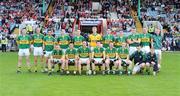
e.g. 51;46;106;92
88;34;102;47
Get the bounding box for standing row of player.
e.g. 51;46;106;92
16;27;162;76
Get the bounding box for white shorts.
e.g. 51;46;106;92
94;58;103;64
129;46;137;56
121;59;127;63
68;59;75;63
141;46;150;54
44;51;52;57
133;65;141;73
110;59;115;61
80;58;89;64
155;49;162;60
33;47;43;56
108;59;116;64
18;49;30;56
30;45;34;49
121;59;132;65
52;58;63;64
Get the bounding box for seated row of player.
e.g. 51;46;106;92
48;41;158;76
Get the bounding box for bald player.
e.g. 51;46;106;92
32;27;44;72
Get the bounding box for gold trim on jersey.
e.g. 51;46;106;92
107;53;116;58
53;55;62;59
80;53;89;57
116;42;123;46
68;54;75;59
104;40;112;44
34;39;43;43
119;54;128;59
94;53;103;57
74;41;82;45
19;40;30;44
44;41;54;45
59;41;68;45
141;38;150;42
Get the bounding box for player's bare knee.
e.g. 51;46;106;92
141;63;145;68
146;63;150;67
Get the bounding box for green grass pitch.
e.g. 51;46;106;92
0;52;180;96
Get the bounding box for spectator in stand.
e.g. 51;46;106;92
1;35;8;52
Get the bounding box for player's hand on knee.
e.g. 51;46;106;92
151;61;155;65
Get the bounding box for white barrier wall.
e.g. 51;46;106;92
19;21;37;34
143;21;163;36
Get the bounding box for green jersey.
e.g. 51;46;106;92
140;33;152;46
153;34;162;49
57;35;71;49
43;35;55;51
127;33;140;47
65;48;77;59
32;33;44;47
102;34;115;48
115;36;126;48
17;35;31;49
52;49;64;59
72;35;85;48
77;46;91;58
93;47;104;58
105;47;116;59
117;47;129;59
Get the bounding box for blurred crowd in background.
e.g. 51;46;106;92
0;0;180;52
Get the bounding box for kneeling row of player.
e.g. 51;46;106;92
48;41;158;76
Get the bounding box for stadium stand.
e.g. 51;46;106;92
0;0;179;51
138;0;180;51
0;0;51;50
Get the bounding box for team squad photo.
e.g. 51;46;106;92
16;27;162;76
0;0;180;96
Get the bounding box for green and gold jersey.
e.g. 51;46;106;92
127;33;140;47
117;47;129;59
32;33;44;47
52;49;64;59
102;34;115;48
77;46;91;58
65;48;77;59
57;35;71;49
17;35;31;49
105;47;116;59
43;35;55;51
140;33;152;46
93;47;104;58
72;35;85;48
115;36;126;48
